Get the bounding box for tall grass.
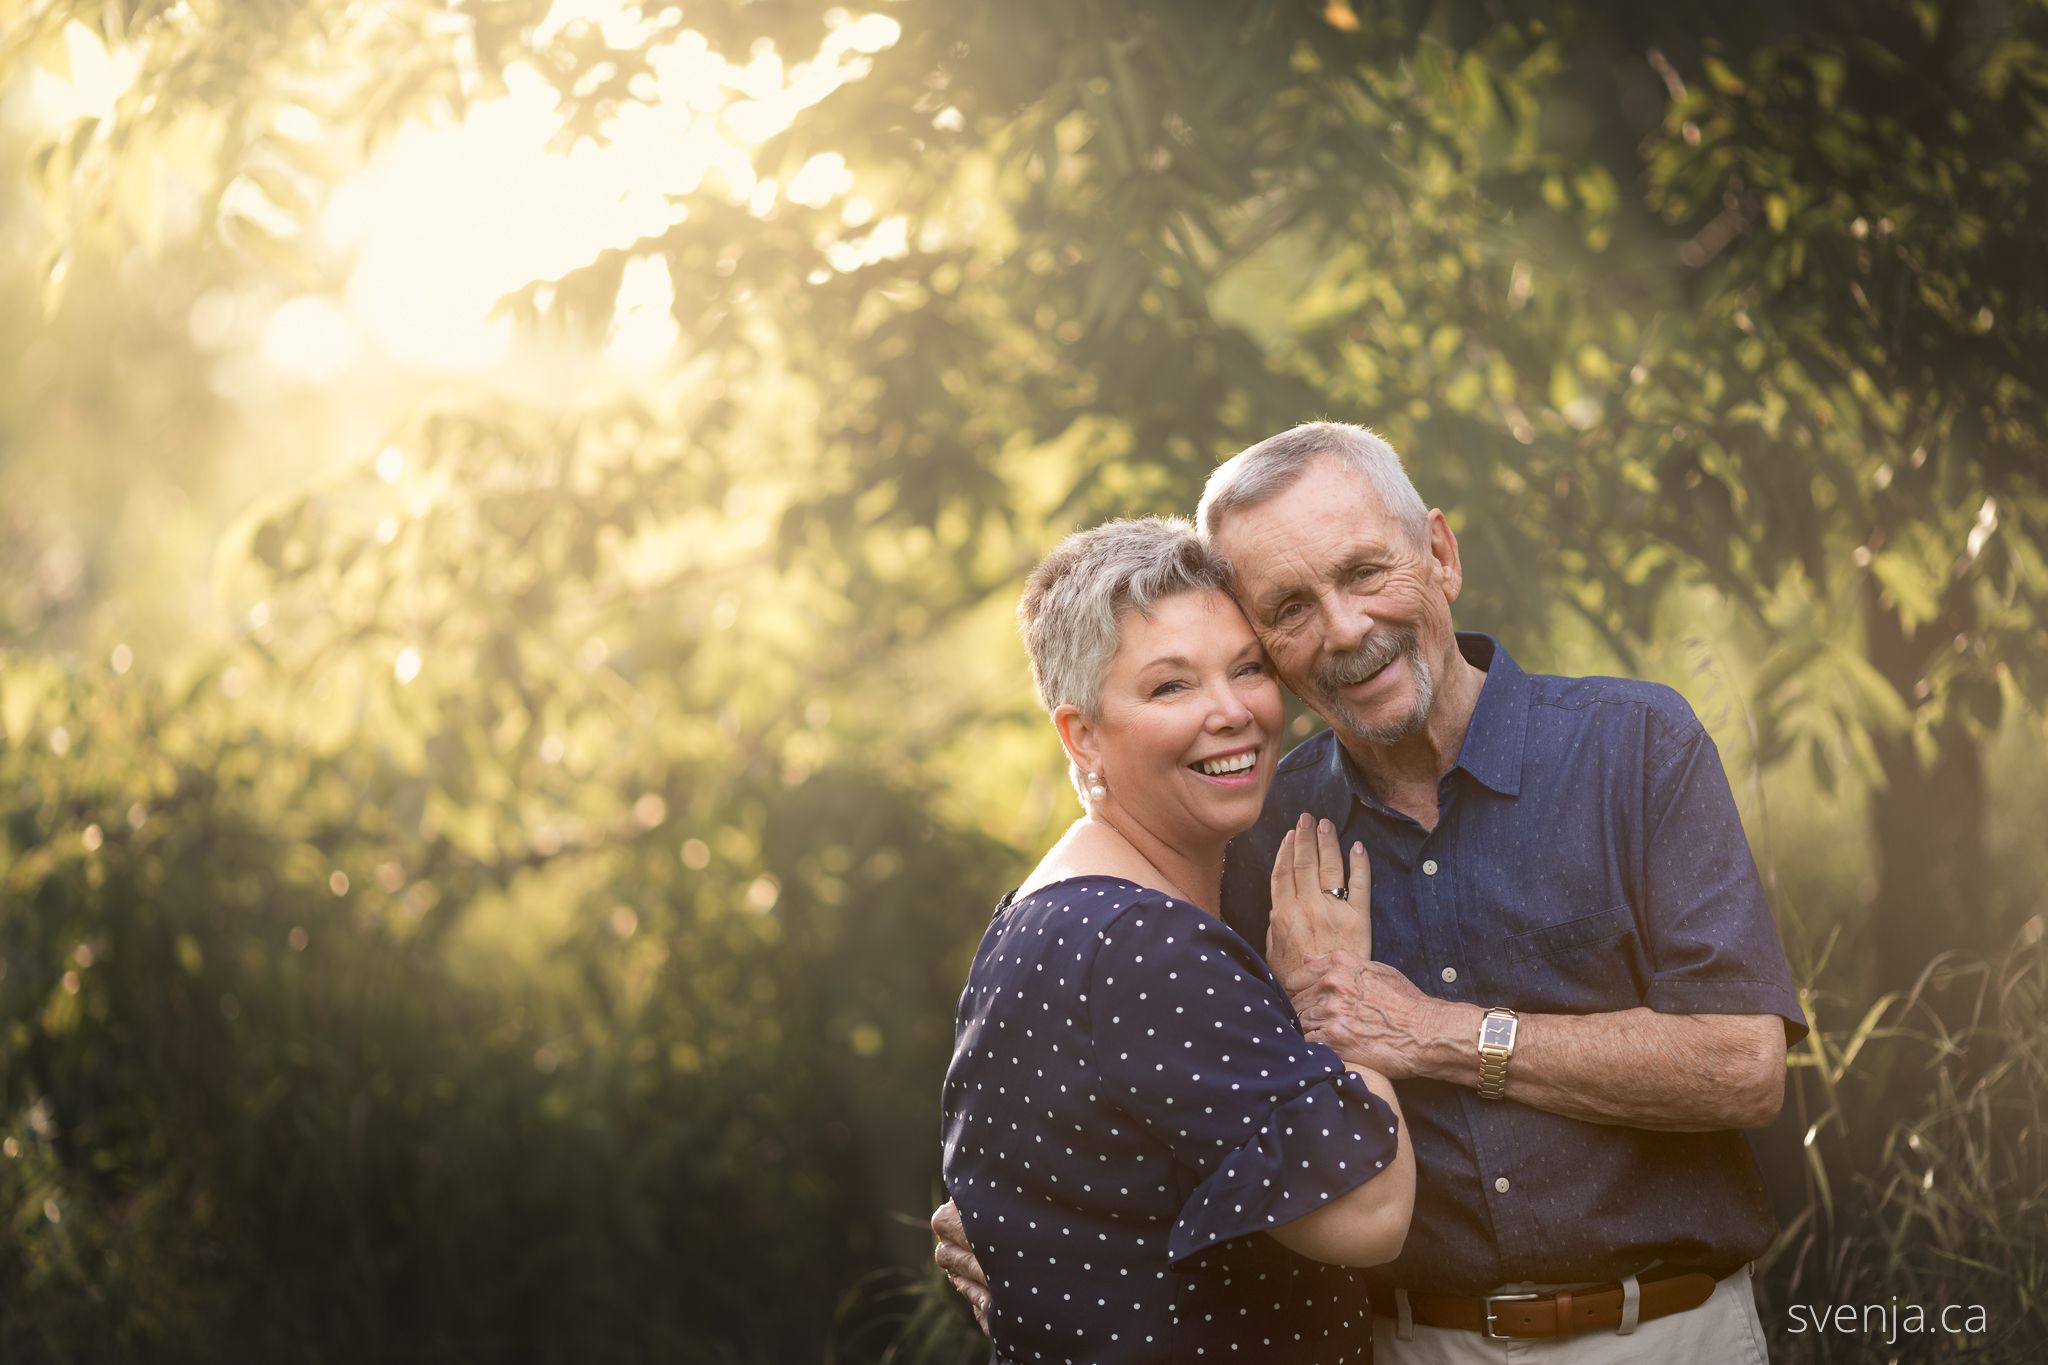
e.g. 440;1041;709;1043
1759;921;2046;1362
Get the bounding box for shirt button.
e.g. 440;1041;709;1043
1494;1176;1511;1194
1440;967;1458;984
1422;859;1439;876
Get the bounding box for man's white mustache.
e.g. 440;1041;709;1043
1313;628;1420;694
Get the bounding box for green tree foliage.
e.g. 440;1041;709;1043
3;0;2046;1359
2;319;1026;1350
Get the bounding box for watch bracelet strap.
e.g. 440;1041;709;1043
1476;1045;1510;1098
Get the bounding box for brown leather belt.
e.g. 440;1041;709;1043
1383;1265;1736;1340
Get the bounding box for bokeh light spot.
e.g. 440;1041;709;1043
605;255;681;369
261;295;360;380
786;151;852;207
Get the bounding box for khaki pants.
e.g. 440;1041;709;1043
1375;1264;1770;1364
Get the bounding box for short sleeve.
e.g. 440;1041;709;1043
1087;896;1400;1266
1642;724;1808;1044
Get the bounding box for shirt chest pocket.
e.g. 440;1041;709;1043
1500;905;1646;1011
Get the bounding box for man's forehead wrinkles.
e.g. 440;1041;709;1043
1246;539;1339;589
1221;506;1377;607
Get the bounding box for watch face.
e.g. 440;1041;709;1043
1480;1016;1515;1048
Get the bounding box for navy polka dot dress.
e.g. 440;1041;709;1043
941;876;1398;1362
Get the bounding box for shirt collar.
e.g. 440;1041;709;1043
1449;633;1527;797
1317;631;1528;803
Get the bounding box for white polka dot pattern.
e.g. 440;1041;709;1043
940;876;1394;1363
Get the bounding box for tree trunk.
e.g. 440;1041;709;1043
1862;584;1994;1003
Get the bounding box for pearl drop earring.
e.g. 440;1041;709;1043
1087;771;1107;801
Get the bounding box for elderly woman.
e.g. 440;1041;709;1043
937;517;1413;1363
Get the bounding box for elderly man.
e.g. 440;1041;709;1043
936;421;1803;1362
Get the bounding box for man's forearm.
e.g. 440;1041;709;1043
1407;999;1787;1131
1289;953;1789;1130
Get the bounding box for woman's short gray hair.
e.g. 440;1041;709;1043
1018;516;1231;719
1196;421;1428;548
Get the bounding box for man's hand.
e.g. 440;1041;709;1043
930;1200;990;1336
1286;948;1463;1081
1265;814;1372;985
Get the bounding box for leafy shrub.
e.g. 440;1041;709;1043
0;653;1000;1363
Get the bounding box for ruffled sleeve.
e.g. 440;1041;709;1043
1085;892;1401;1266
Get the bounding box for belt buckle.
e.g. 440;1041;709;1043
1482;1290;1544;1340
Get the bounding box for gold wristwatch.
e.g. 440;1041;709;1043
1476;1007;1519;1099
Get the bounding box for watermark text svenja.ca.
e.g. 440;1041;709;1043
1786;1299;1988;1347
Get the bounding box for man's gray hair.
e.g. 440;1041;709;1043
1196;421;1429;548
1018;516;1231;719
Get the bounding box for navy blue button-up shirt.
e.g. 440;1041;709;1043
1220;633;1806;1294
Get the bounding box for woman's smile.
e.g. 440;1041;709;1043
1188;745;1261;787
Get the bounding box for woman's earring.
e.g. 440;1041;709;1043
1087;771;1107;801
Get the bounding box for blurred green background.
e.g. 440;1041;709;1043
1;0;2043;1360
